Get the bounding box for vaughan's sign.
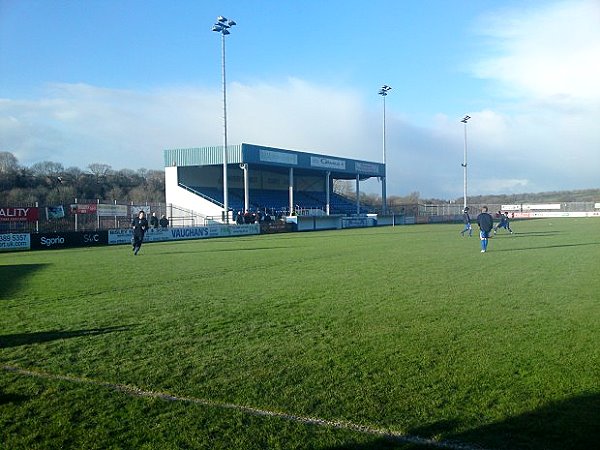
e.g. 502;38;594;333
0;207;39;222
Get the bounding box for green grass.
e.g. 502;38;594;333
1;219;599;449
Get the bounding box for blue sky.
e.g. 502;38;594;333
1;0;599;199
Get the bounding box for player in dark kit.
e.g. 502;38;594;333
476;206;494;253
460;207;472;237
131;210;149;255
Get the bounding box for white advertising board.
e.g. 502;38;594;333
522;204;561;210
0;233;31;251
512;211;600;218
502;204;562;211
108;224;260;245
97;204;129;217
341;217;369;228
310;156;346;170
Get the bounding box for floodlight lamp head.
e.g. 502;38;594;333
212;25;222;32
217;16;227;23
222;28;230;35
461;115;471;123
228;20;236;26
382;85;391;91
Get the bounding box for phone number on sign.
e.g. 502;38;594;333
0;233;30;250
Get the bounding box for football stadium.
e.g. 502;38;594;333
1;143;599;449
2;3;600;449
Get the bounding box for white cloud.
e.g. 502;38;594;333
473;0;600;104
471;178;531;196
460;0;600;195
0;79;382;173
0;83;224;170
228;78;376;160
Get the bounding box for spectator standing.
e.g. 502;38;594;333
476;206;494;253
159;214;169;228
131;210;149;255
149;212;159;229
236;210;244;225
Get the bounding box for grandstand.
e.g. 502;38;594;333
164;143;384;222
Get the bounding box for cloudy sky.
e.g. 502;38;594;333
1;0;598;199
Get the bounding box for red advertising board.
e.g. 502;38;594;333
70;203;98;214
0;207;39;222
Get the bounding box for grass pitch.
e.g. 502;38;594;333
1;218;599;449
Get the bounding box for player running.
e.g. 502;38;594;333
494;211;513;234
131;210;149;255
460;207;472;237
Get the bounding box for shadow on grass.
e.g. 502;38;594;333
0;326;134;349
0;263;48;301
321;393;600;450
495;242;600;252
447;392;600;450
506;231;563;237
0;391;29;406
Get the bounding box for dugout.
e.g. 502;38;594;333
164;143;385;222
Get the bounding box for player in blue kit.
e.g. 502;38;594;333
494;211;513;234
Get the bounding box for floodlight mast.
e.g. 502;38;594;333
461;115;471;210
212;16;236;223
378;85;392;215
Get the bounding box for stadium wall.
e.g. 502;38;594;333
4;211;599;253
165;167;224;223
1;224;260;252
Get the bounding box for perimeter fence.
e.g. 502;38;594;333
0;200;209;234
1;199;598;234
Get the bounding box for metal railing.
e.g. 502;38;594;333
2;200;597;234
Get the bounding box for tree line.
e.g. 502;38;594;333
2;150;597;208
334;179;599;211
0;151;165;206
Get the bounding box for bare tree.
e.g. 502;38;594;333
333;179;353;197
30;161;64;177
87;163;112;180
0;151;19;173
106;186;125;201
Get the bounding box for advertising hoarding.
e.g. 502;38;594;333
108;224;260;245
0;233;31;251
30;231;109;250
0;207;39;222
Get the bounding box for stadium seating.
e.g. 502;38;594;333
182;185;369;216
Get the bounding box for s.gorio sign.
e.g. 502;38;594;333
30;231;108;250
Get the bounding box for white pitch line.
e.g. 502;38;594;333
2;364;489;450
